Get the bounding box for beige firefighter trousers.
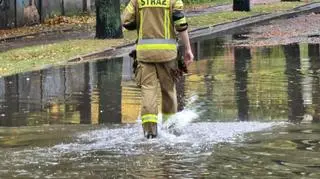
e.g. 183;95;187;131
135;60;178;123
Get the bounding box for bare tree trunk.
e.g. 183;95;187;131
83;0;88;12
61;0;65;16
233;0;250;11
96;0;123;39
24;0;40;25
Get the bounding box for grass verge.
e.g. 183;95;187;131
188;1;305;28
0;39;127;75
185;0;232;9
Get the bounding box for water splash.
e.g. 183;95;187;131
2;114;280;179
159;93;200;131
2;93;281;177
50;121;277;155
48;93;278;154
159;109;198;136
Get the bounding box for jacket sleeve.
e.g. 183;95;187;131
172;0;188;32
122;0;137;31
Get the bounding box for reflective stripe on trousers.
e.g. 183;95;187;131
142;114;157;124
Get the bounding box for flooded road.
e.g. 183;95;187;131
0;35;320;178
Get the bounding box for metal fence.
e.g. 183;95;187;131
0;0;95;29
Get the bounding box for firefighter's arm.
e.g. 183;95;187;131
172;0;193;66
180;30;193;66
172;0;188;32
122;0;137;31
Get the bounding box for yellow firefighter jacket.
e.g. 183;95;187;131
122;0;188;62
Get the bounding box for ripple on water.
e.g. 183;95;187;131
0;108;281;179
4;111;279;160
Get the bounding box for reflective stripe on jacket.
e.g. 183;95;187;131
122;0;188;62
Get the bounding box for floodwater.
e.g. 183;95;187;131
0;35;320;178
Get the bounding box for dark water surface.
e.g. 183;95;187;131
0;35;320;178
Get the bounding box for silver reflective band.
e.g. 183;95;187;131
138;39;177;44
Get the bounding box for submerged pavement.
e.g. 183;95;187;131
1;37;320;177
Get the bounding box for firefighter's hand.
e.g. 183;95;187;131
184;49;194;67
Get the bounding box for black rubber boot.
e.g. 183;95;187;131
143;122;157;139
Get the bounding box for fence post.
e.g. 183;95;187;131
39;0;42;22
61;0;65;15
83;0;87;12
15;0;17;27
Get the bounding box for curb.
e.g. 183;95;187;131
0;28;74;42
67;42;136;63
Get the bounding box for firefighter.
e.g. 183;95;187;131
122;0;194;138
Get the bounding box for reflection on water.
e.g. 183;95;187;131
2;38;318;126
0;35;320;178
0;121;278;179
234;47;250;121
0;58;127;126
208;123;320;178
309;44;320;123
283;43;305;123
